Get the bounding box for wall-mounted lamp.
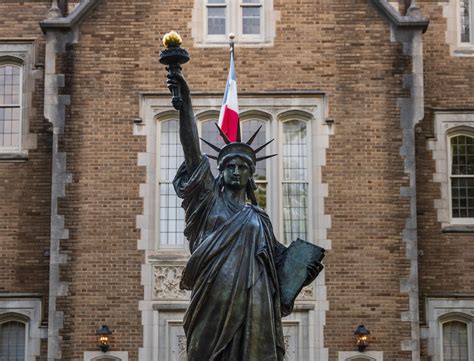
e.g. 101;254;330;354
354;324;370;352
96;325;112;353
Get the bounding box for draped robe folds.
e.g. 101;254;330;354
173;156;287;361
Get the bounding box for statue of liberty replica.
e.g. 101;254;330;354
160;31;325;361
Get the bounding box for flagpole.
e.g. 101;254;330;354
228;33;241;142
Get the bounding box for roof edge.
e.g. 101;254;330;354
40;0;100;33
370;0;429;33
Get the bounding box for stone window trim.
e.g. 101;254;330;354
422;298;474;361
440;0;474;57
83;351;128;361
191;0;278;47
0;296;46;360
428;110;474;231
338;351;384;361
0;41;39;160
135;92;332;361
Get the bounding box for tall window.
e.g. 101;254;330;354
449;133;474;220
460;0;473;44
0;319;26;361
442;320;470;361
0;63;22;151
159;119;185;247
282;119;309;244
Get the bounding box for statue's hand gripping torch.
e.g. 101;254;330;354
159;31;190;111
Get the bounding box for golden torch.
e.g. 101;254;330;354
159;31;190;110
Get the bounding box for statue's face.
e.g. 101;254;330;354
222;157;252;189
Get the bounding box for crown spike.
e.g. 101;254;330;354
254;139;274;154
246;125;262;145
200;137;222;153
215;122;231;144
256;154;277;162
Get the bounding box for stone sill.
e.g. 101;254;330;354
0;152;28;162
442;225;474;233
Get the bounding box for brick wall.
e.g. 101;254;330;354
54;0;415;359
0;2;51;359
416;1;474;359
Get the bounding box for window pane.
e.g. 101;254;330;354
443;321;468;361
201;119;225;176
460;0;471;43
283;120;307;181
208;6;226;35
283;183;308;243
451;177;474;218
451;135;474;175
242;6;261;34
208;0;225;3
242;119;267;208
0;65;21;106
0;106;21;148
282;119;308;244
242;0;261;3
0;321;26;361
159;119;185;246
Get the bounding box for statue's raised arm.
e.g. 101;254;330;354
167;73;202;174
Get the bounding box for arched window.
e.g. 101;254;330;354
281;118;309;244
0;62;22;151
449;132;474;221
158;119;185;247
0;318;27;361
442;319;470;361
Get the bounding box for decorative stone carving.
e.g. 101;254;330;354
178;336;187;361
296;285;314;301
153;265;190;300
283;336;291;361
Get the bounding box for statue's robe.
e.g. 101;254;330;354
174;156;286;361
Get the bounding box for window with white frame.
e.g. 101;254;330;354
428;112;474;229
460;0;473;44
0;42;36;157
449;131;474;221
193;0;276;46
0;315;27;361
0;60;22;152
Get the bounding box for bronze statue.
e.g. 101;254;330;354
161;32;324;361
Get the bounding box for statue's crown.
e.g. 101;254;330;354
201;123;276;167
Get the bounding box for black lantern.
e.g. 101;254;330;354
96;325;112;353
354;324;370;352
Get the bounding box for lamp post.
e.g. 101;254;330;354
96;325;112;353
354;324;370;352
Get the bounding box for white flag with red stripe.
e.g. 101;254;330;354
218;50;239;142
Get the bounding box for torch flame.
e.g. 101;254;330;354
163;31;183;48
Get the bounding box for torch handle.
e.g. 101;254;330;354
167;63;183;110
